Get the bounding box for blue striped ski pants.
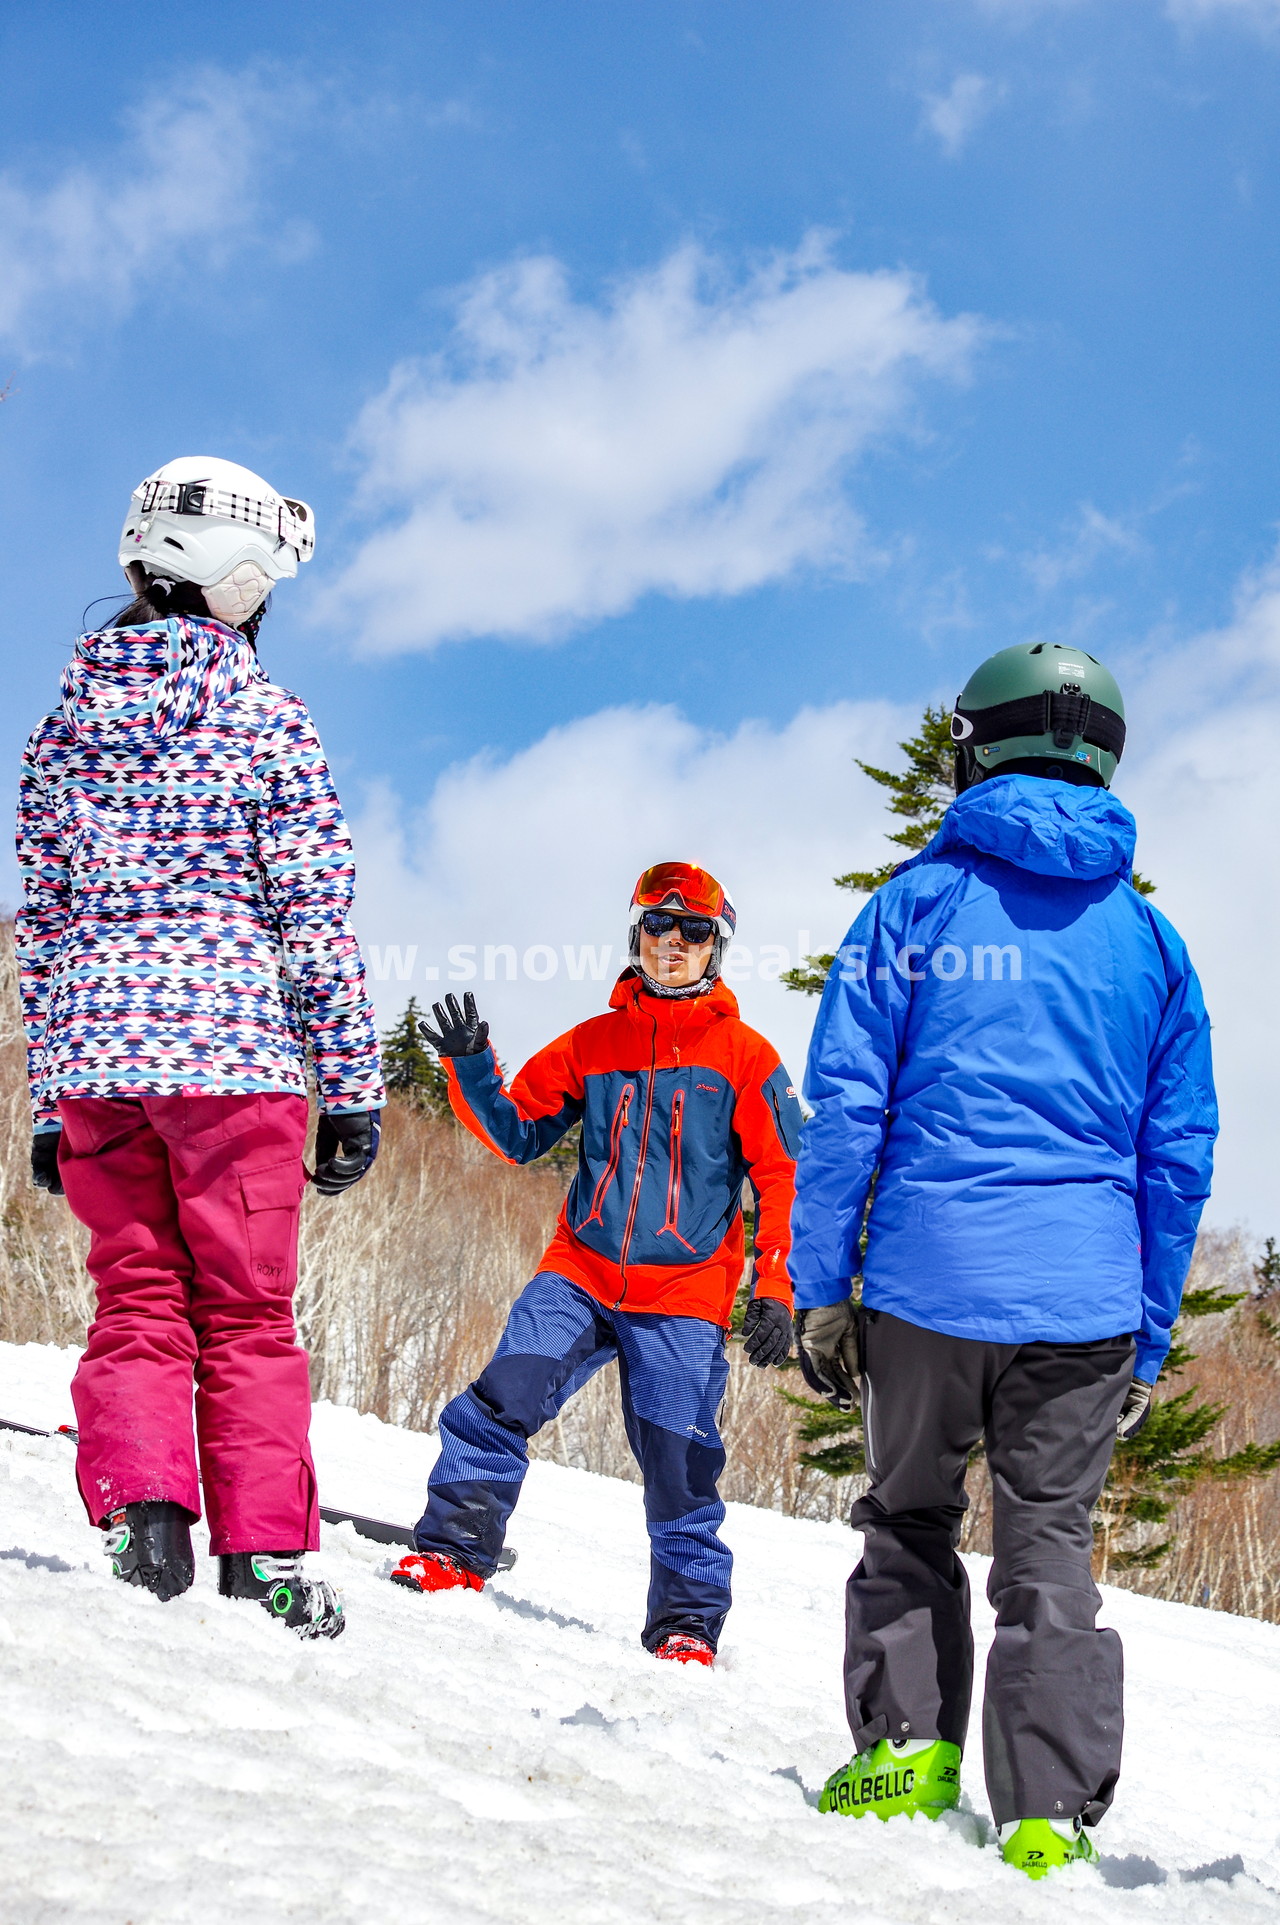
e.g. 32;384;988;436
413;1271;733;1649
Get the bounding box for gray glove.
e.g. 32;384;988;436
1116;1378;1153;1441
795;1301;861;1412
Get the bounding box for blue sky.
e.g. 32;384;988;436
4;0;1280;1225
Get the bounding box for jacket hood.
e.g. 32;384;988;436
61;616;263;746
928;773;1137;882
608;969;741;1019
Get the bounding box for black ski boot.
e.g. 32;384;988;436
218;1552;345;1640
102;1501;195;1602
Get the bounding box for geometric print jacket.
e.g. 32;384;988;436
15;616;386;1130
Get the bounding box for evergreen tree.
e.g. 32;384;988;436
380;998;450;1112
1254;1237;1280;1301
777;1383;865;1478
1094;1277;1280;1577
543;1121;583;1180
781;706;955;996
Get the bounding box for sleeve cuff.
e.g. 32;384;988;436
792;1275;855;1311
449;1046;497;1082
1133;1338;1164;1385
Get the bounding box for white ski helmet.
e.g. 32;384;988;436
118;456;316;626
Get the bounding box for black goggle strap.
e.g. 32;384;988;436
951;690;1125;761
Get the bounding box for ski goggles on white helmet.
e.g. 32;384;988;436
135;476;315;560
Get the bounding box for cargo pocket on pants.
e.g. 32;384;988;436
239;1159;305;1298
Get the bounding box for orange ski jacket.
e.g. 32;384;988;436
444;972;803;1326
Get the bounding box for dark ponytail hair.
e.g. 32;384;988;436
113;574;212;627
106;566;269;646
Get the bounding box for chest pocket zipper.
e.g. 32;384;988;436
656;1088;696;1252
582;1082;633;1226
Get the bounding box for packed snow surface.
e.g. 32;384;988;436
3;1342;1280;1924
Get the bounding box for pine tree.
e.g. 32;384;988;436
777;1385;865;1478
1254;1237;1280;1300
380;998;450;1113
781;706;955;996
1094;1277;1280;1577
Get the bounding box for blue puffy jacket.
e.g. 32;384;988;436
791;774;1217;1381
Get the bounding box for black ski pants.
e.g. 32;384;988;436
846;1309;1134;1828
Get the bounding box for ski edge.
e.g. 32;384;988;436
318;1505;517;1570
0;1416;78;1441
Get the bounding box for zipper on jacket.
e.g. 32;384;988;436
656;1087;696;1253
582;1082;633;1226
615;1007;659;1304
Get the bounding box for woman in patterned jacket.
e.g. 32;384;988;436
14;457;385;1637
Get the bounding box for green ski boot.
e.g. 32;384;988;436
1000;1818;1099;1879
820;1738;961;1821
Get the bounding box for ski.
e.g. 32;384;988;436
319;1506;518;1569
319;1504;414;1547
0;1416;78;1441
1;1417;516;1571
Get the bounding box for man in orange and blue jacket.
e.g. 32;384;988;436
391;863;803;1665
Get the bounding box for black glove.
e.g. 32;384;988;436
420;991;489;1058
31;1130;65;1197
313;1110;381;1197
795;1301;861;1412
1116;1377;1153;1441
741;1296;793;1368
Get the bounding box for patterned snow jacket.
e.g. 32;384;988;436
445;971;803;1325
15;617;385;1129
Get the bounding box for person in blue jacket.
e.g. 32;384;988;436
789;642;1217;1879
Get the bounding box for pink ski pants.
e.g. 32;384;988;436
58;1093;319;1554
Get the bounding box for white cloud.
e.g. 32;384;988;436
0;70;295;351
1022;501;1144;592
322;238;983;654
346;570;1280;1235
919;74;1006;158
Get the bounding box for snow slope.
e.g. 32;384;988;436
2;1341;1279;1925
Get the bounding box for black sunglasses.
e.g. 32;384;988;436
640;911;716;944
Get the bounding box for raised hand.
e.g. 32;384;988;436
420;991;490;1058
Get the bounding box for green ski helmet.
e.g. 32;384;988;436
950;642;1126;793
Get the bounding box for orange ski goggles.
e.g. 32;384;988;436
629;862;737;937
